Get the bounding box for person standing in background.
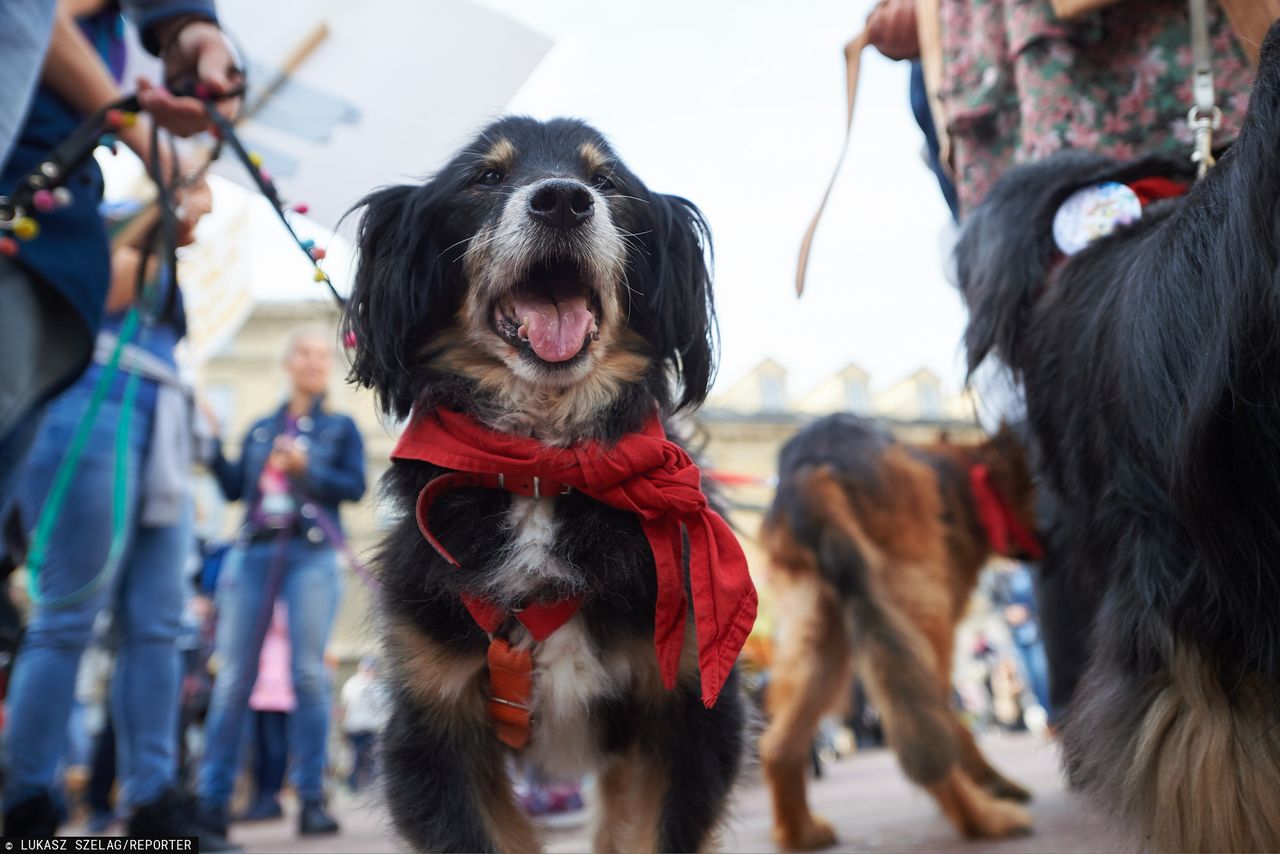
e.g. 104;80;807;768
197;326;365;842
990;563;1053;720
236;602;294;823
339;657;388;795
1;6;222;838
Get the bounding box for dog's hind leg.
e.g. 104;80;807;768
951;714;1032;802
857;637;1033;840
759;572;853;851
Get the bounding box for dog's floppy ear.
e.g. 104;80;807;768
342;183;451;419
629;192;718;413
954;156;1084;377
956;150;1191;376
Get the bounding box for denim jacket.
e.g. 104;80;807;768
213;397;366;542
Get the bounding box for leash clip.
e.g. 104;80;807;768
1188;105;1222;179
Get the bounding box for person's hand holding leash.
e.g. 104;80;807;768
138;17;243;135
866;0;919;61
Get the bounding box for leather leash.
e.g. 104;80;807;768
795;29;870;297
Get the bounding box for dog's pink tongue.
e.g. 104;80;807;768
514;292;593;363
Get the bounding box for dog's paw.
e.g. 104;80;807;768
970;800;1034;839
773;814;838;851
988;775;1033;803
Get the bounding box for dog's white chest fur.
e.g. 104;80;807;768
496;497;575;597
523;618;625;775
496;498;624;774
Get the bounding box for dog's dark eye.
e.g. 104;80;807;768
592;174;616;191
476;169;505;186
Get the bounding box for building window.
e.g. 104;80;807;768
919;383;943;420
759;376;785;412
844;379;870;414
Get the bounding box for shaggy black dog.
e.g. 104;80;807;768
342;117;746;853
956;23;1280;852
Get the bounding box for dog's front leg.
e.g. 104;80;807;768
379;619;540;854
592;746;667;854
381;692;539;853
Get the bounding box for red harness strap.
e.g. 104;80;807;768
415;472;582;750
1126;176;1190;206
486;638;534;750
969;463;1044;561
414;471;581;637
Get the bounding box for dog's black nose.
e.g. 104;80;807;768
528;179;594;230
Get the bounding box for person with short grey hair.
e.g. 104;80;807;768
197;326;366;842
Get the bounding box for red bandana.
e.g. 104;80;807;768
969;463;1044;561
391;408;758;708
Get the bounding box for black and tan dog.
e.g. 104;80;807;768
956;23;1280;853
342;117;756;853
759;415;1037;850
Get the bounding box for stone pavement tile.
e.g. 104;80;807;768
233;732;1120;854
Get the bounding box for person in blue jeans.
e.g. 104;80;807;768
197;326;365;841
990;563;1053;723
3;171;227;846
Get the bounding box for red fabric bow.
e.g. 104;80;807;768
391;409;758;708
969;463;1044;561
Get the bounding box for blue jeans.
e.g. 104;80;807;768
248;710;289;801
198;539;340;806
1013;638;1053;721
346;731;376;792
4;369;190;810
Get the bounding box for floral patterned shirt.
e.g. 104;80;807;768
938;0;1255;215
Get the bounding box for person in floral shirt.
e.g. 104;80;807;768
867;0;1256;216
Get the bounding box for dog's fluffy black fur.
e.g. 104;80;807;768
956;24;1280;851
343;117;743;853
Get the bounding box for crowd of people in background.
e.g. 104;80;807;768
0;0;1267;845
0;0;392;847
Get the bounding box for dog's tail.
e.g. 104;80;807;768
763;461;959;787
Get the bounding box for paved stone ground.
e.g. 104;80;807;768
232;732;1120;853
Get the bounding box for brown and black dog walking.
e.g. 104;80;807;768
759;414;1040;850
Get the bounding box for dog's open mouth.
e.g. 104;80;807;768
492;259;601;365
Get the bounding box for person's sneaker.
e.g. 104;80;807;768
232;796;283;823
4;791;60;836
196;800;231;838
298;799;340;836
128;789;241;853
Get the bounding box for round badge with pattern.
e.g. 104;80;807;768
1052;182;1142;255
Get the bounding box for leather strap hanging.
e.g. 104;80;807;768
487;638;535;750
795;29;869;297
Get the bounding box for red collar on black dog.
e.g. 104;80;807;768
393;408;758;712
969;463;1044;561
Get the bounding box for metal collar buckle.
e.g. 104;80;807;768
496;473;572;499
